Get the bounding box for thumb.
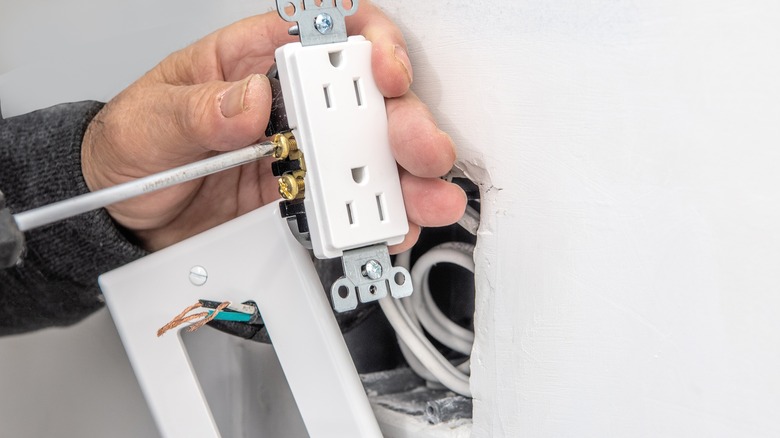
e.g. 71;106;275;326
167;73;272;154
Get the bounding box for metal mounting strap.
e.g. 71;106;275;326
275;0;358;46
331;244;413;312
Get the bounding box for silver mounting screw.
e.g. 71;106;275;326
189;266;208;286
314;13;334;34
362;260;383;280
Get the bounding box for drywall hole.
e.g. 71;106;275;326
376;193;386;222
351;166;367;184
338;285;350;299
328;50;343;68
353;78;363;106
323;85;332;108
394;271;406;286
346;202;356;225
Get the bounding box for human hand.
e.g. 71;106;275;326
81;1;466;252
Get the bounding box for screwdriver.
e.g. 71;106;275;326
0;140;277;268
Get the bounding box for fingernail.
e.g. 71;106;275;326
440;129;458;158
220;75;255;118
393;45;413;85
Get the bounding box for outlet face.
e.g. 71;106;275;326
276;36;408;259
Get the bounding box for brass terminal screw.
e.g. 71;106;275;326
272;132;297;160
278;174;305;200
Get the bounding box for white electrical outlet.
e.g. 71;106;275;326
275;35;409;260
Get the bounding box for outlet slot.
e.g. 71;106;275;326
351;166;367;184
376;193;386;222
346;202;356;225
328;50;343;68
323;85;332;108
353;78;363;106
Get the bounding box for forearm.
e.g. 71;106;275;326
0;102;146;335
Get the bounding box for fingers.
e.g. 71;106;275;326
159;4;412;97
390;171;466;254
346;1;413;97
400;171;467;228
160;74;272;158
206;13;296;81
149;12;291;84
386;91;456;178
389;222;421;255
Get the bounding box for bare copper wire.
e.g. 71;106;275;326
156;301;233;337
156;301;203;336
187;301;231;332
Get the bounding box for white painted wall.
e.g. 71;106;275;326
2;1;780;437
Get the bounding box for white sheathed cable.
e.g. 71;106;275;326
408;269;472;355
382;244;476;397
397;340;438;382
392;252;428;370
392;250;441;382
378;296;471;396
393;251;444;382
395;247;473;384
410;244;476;355
421;269;475;347
13;142;275;232
421;246;476;344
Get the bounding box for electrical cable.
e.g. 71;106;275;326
378;296;471;396
13;141;276;232
157;300;239;336
396;339;439;382
381;241;476;397
421;268;475;348
392;251;443;383
397;247;475;378
410;243;476;355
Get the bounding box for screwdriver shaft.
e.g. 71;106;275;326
14;141;276;232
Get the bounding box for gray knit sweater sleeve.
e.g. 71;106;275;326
0;101;147;335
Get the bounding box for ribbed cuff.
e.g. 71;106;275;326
0;101;147;334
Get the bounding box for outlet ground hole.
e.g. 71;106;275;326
351;166;367;184
329;50;343;68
